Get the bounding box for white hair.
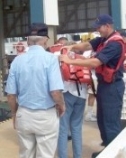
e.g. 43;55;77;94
27;36;45;45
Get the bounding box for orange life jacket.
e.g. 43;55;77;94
49;44;91;84
95;32;125;83
61;48;91;84
49;44;63;53
49;44;95;96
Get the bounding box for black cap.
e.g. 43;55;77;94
27;23;49;38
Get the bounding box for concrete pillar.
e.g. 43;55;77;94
110;0;121;30
0;0;5;100
48;26;57;46
0;1;5;69
30;0;58;46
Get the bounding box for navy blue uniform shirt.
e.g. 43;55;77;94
90;32;124;81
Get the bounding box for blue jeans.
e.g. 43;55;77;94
58;92;86;158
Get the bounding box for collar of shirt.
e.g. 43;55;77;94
28;45;45;52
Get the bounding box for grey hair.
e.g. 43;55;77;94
27;36;45;45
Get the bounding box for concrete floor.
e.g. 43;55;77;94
0;119;104;158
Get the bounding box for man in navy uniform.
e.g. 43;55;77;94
60;14;125;157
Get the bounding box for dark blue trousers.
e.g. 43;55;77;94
96;80;125;146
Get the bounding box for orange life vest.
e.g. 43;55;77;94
61;48;91;84
96;32;125;83
49;44;63;53
49;44;91;84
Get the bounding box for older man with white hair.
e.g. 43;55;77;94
5;23;65;158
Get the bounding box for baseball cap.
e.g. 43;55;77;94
27;23;49;38
93;14;114;28
120;32;126;37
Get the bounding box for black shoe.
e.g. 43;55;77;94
100;141;107;147
92;151;101;158
100;141;105;146
68;136;72;141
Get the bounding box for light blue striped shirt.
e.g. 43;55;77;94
5;45;64;110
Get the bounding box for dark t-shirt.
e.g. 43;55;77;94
89;33;124;81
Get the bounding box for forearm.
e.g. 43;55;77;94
72;42;92;51
70;58;102;68
7;94;18;115
51;90;65;106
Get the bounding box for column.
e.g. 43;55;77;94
29;0;58;46
110;0;121;30
120;0;126;29
0;0;5;100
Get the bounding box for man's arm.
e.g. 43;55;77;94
47;55;65;116
7;94;18;115
50;90;65;106
60;40;123;68
72;42;93;51
50;90;65;117
63;42;93;52
60;55;102;68
7;94;18;129
70;58;102;68
5;58;18;129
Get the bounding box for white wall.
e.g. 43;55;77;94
43;0;59;25
120;0;126;29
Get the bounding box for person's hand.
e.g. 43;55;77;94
59;55;73;64
61;45;74;53
56;104;66;117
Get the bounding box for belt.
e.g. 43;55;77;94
19;105;55;111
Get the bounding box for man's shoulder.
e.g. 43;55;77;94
106;40;122;49
90;37;103;46
89;37;103;51
91;37;102;42
12;53;26;64
46;51;58;60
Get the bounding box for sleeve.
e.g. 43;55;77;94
95;41;122;64
47;55;64;91
5;59;18;94
89;37;102;51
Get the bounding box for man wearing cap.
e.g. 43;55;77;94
5;23;65;158
60;14;125;157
